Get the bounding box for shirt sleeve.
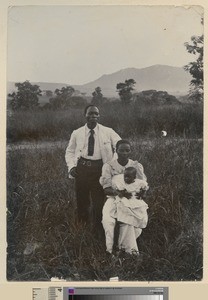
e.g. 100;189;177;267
135;180;149;191
65;131;77;172
110;129;121;152
134;161;147;181
99;163;113;189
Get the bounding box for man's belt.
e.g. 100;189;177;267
78;157;103;167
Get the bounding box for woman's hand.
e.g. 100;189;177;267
122;190;132;199
104;188;132;199
104;187;118;196
116;189;132;199
136;188;147;200
117;189;126;198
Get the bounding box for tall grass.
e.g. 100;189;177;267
7;102;203;142
7;138;203;281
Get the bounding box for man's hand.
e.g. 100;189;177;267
69;167;77;178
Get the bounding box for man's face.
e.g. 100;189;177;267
85;106;100;126
117;143;131;161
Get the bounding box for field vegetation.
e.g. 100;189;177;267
7;101;203;281
7;101;203;143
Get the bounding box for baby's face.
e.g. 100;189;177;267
124;172;136;184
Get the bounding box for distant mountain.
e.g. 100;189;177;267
8;65;191;98
73;65;191;97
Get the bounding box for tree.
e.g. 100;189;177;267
45;90;53;97
116;79;136;104
54;86;75;97
8;80;42;110
49;85;75;109
91;87;103;105
133;90;179;105
184;20;203;101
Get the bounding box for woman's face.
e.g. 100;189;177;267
117;143;131;160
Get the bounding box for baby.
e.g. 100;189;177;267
112;167;149;228
113;166;148;200
102;167;149;254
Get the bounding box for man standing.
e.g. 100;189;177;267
65;105;121;232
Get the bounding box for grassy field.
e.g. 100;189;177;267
7;102;203;142
7;137;203;281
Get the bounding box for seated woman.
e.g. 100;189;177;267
100;140;149;255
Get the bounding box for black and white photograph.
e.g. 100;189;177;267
6;5;203;281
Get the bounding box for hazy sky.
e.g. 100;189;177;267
7;5;203;85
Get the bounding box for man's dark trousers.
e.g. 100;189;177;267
75;157;104;231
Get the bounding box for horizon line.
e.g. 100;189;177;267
8;63;186;86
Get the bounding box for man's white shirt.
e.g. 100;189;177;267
82;125;102;160
65;123;121;177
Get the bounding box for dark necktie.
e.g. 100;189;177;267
88;129;95;156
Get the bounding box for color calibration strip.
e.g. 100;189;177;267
32;287;168;300
68;296;163;300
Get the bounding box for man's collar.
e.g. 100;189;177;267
85;123;99;134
